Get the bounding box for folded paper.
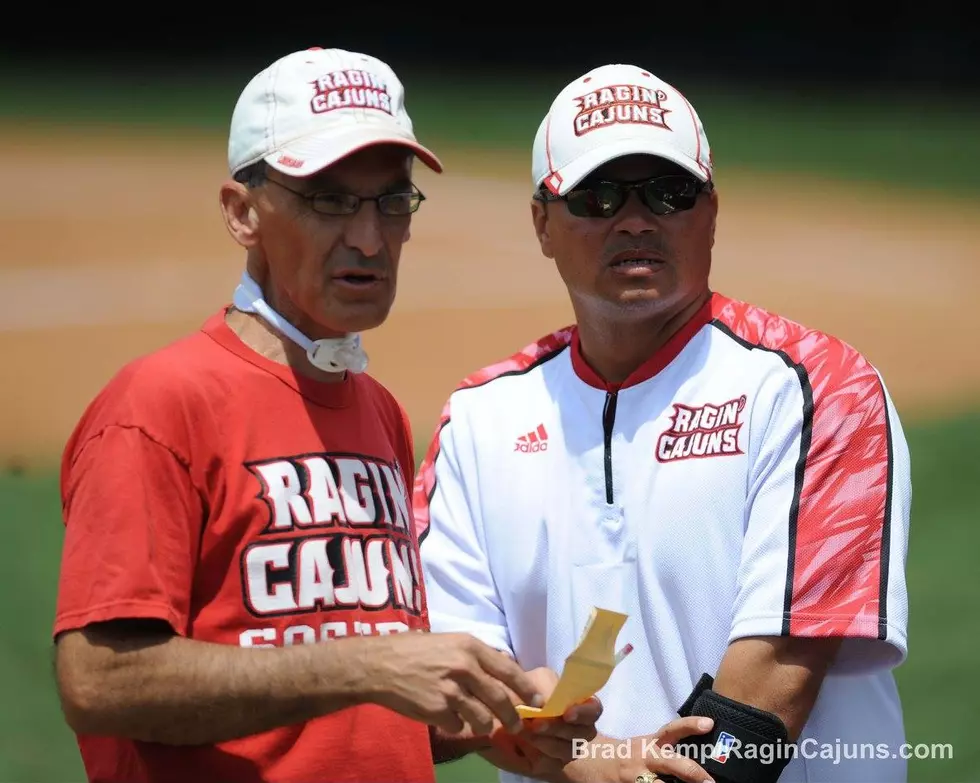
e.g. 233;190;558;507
516;607;630;719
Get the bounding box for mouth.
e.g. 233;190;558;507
608;251;666;274
333;269;386;286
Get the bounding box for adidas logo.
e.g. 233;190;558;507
514;423;549;453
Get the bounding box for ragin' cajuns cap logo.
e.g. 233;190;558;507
656;396;747;462
572;84;671;137
309;69;394;116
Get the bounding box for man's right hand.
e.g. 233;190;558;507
550;717;715;783
363;632;544;737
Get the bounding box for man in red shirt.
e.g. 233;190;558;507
52;47;598;783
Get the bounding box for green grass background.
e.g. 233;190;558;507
2;71;979;782
3;67;980;196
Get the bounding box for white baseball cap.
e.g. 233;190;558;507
532;64;712;196
228;47;443;178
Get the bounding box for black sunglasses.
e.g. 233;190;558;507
538;174;712;219
268;178;426;217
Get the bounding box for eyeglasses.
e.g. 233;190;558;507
537;174;712;219
268;179;426;216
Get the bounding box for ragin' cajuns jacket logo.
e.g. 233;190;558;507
656;396;747;462
309;69;393;115
572;84;671;136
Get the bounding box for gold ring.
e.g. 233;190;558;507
635;773;658;783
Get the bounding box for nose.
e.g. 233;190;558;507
613;191;660;236
343;202;385;257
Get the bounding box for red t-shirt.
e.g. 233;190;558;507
54;309;435;783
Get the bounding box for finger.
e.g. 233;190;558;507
646;747;713;783
563;696;602;725
527;666;560;692
431;709;465;737
652;716;714;748
498;680;525;708
464;668;526;734
488;731;566;779
456;700;497;738
520;734;576;764
446;684;497;737
477;668;526;717
476;646;546;710
525;718;597;743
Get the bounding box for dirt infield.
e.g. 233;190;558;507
3;125;979;468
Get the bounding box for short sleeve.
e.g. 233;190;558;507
413;398;513;654
54;425;205;639
729;364;910;675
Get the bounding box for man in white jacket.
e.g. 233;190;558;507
415;63;911;783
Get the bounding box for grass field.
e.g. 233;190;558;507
3;67;980;197
1;412;977;782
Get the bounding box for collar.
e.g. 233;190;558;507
570;293;719;391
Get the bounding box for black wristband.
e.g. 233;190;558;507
661;673;795;783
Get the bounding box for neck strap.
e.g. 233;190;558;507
231;271;368;374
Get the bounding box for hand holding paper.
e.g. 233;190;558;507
515;607;632;719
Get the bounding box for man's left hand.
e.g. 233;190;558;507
480;666;602;778
519;698;602;762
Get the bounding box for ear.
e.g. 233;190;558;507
219;180;260;248
706;187;719;249
530;196;555;259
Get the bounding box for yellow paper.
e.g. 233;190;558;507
515;607;628;719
